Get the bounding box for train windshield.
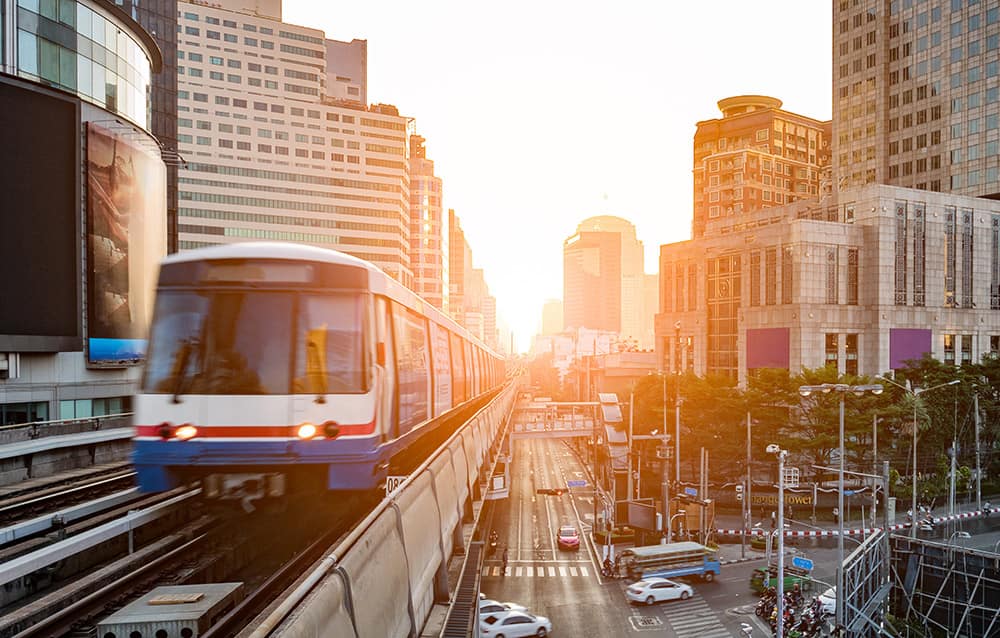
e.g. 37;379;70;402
142;290;364;395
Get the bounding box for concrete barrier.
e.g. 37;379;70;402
282;570;357;637
395;472;444;625
338;510;412;638
427;453;460;557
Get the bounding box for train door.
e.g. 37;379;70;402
375;296;397;439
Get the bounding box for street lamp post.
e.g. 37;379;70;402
767;443;789;638
668;509;686;544
798;382;883;633
875;375;960;538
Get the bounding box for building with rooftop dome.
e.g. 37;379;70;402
692;95;832;238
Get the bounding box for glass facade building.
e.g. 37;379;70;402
13;0;154;127
834;0;1000;198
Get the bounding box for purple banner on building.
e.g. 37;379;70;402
746;327;790;369
889;328;932;370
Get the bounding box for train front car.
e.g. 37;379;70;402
133;244;384;504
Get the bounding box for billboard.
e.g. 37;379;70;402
0;77;80;351
86;122;166;366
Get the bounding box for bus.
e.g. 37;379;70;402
619;542;721;582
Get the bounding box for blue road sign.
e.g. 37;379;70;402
684;487;698;497
792;556;814;571
567;480;587;488
844;489;855;496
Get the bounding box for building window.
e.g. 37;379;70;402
1;401;49;425
945;206;956;306
992;335;1000;355
847;248;859;305
992;217;1000;309
895;202;907;305
944;334;956;364
750;251;761;307
756;129;768;141
706;255;741;380
826;248;838;304
825;334;838;370
845;334;858;376
913;203;926;306
765;248;777;306
685;337;694;372
782;247;793;304
663;264;672;312
962;335;973;363
961;208;974;308
688;265;697;311
675;264;684;312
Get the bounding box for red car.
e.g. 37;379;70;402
557;525;580;550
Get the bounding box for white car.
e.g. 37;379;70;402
480;610;553;637
817;586;836;616
626;577;694;605
479;599;528;617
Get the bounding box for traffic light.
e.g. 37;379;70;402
735;484;744;501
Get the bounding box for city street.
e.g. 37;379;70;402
481;436;842;637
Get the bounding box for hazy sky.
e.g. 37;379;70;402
283;0;833;352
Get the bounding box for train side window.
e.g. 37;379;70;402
450;331;466;403
392;302;429;432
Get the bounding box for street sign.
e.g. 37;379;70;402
792;556;814;571
567;480;587;488
844;489;855;496
684;487;698;497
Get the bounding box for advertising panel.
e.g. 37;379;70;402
0;77;79;351
86;122;166;366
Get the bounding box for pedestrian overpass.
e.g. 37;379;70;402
508;400;599;440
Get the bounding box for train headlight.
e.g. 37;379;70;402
322;420;340;438
158;422;173;440
297;423;318;440
175;424;198;440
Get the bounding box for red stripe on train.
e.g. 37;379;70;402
134;421;375;438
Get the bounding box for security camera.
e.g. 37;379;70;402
766;444;781;454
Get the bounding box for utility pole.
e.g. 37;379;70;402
628;392;634;502
975;392;982;511
872;413;878;525
743;412;751;559
674;321;681;484
662;434;671;544
950;391;958;521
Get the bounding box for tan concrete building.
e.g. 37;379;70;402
657;184;1000;384
563;215;653;349
692;96;832;239
175;1;413;286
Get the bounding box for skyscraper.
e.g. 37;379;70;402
174;0;413;286
409;134;448;311
692;95;831;238
563;216;650;347
833;0;1000;197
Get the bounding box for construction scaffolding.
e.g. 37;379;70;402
889;535;1000;637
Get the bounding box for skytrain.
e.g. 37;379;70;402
133;242;504;504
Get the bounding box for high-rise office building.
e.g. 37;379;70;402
693;95;831;238
175;0;413;286
409;134;448;311
833;0;1000;197
448;209;470;322
563;216;650;347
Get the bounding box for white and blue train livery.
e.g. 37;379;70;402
133;242;504;500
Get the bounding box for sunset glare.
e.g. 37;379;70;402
282;0;833;352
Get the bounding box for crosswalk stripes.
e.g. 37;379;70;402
659;595;733;638
482;563;592;578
